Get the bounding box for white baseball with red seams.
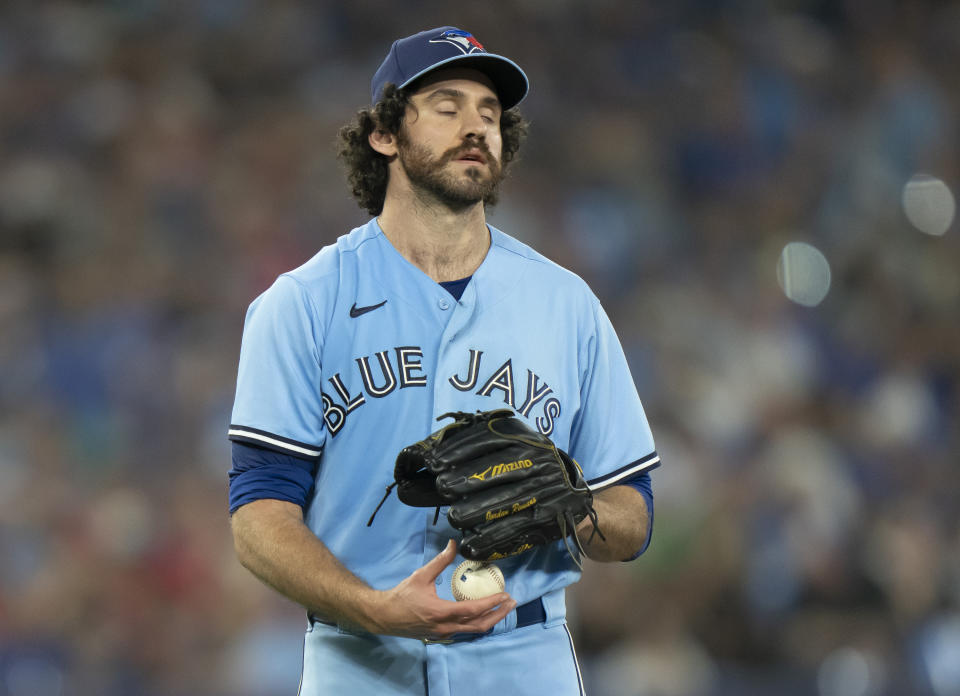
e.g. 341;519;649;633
452;560;505;600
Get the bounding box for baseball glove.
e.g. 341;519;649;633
368;409;603;565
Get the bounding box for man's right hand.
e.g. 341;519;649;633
365;539;517;640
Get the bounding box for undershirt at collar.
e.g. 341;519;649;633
439;276;472;301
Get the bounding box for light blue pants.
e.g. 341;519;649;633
298;613;585;695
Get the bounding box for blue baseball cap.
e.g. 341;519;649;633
370;26;529;109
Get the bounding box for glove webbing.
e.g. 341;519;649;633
367;410;492;528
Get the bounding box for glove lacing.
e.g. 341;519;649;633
367;482;396;527
367;483;442;527
561;506;605;570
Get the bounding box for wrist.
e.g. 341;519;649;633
346;587;389;634
309;581;386;634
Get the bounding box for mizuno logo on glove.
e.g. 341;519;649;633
469;459;534;481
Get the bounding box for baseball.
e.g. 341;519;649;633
451;560;505;601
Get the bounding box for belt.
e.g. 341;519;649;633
310;597;546;644
422;597;546;644
515;597;547;627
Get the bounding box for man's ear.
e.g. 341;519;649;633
369;127;398;157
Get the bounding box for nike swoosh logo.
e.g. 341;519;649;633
349;300;387;317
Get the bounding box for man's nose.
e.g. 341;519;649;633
459;109;488;140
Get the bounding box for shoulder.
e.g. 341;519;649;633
282;221;380;289
245;221;380;334
490;227;594;286
488;225;601;308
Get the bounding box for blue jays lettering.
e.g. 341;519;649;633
320;347;562;437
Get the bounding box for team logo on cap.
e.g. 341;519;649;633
429;29;486;54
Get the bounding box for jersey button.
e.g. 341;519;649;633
438;298;451;310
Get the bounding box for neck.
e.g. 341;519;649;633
377;195;490;283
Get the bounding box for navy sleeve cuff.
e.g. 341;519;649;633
617;470;654;561
229;441;318;513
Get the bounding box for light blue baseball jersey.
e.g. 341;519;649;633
229;218;659;694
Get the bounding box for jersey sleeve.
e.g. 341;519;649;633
228;274;326;460
569;298;660;489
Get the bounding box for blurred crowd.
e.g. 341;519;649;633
0;1;958;694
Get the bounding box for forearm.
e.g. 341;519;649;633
576;485;649;562
232;498;517;640
231;498;381;630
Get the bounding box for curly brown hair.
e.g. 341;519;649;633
336;83;529;215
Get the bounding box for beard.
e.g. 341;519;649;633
396;136;505;209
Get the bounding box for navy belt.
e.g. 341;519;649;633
311;597;545;643
422;597;545;644
515;597;547;628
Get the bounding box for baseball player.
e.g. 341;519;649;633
228;26;660;695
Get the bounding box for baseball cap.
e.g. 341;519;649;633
370;26;529;109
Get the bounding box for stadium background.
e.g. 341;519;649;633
0;1;957;694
